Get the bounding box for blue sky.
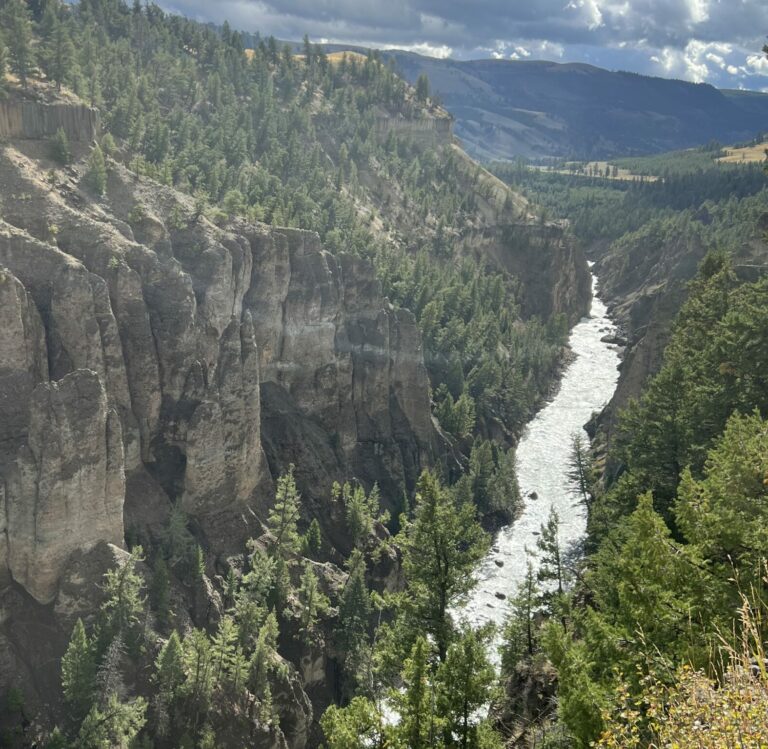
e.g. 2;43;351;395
162;0;768;91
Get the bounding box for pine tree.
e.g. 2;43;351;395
338;550;371;659
2;0;35;89
61;618;96;722
224;566;238;608
249;611;278;719
395;637;439;749
241;543;275;610
211;616;247;696
487;447;521;521
150;556;171;628
99;547;145;651
161;506;197;575
395;471;488;662
77;693;147;749
43;13;76;90
297;562;329;644
415;73;430;103
154;630;184;735
320;696;388;749
536;506;567;626
301;518;322;558
334;481;382;548
267;468;302;555
182;628;214;731
0;34;9;92
567;433;593;508
50;126;72;165
85;143;108;196
155;630;184;702
437;628;498;749
501;560;540;669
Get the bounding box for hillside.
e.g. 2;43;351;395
383;52;768;160
487;127;768;746
0;2;589;747
492;145;768;434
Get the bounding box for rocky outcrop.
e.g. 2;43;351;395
0;136;437;609
473;222;591;324
246;226;436;510
6;370;125;604
0;257;127;603
0;100;99;142
374;112;453;146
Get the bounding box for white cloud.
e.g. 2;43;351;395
160;0;768;89
393;42;454;57
567;0;604;30
745;53;768;75
651;40;738;83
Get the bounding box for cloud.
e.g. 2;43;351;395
160;0;768;88
746;53;768;75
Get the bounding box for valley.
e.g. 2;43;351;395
0;1;767;747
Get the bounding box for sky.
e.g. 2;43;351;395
161;0;768;91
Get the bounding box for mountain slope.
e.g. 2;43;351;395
0;2;589;745
384;52;768;160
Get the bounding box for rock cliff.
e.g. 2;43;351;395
0;108;436;642
593;211;768;440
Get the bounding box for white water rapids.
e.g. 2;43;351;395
458;271;622;635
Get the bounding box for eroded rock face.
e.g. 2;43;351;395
246;226;436;511
6;370;125;604
0;136;437;608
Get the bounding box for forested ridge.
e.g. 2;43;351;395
0;0;579;746
0;0;572;462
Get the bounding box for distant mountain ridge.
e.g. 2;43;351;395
322;47;768;160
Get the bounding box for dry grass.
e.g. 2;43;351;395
535;161;659;182
244;48;369;66
326;51;369;65
717;140;768;164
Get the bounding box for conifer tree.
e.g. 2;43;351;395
338;551;372;659
297;562;329;644
42;13;76;90
182;628;214;731
415;73;430;103
50;126;71;165
154;630;184;735
567;433;593;508
437;628;498;749
321;696;387;749
85;143;108;196
150;556;170;628
99;547;145;651
395;471;488;662
395;637;439;749
155;630;184;703
77;693;147;749
2;0;35;89
267;468;302;556
0;35;9;92
301;518;322;558
501;560;540;669
61;618;96;722
536;506;568;626
211;616;247;696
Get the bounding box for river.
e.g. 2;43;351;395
459;270;622;634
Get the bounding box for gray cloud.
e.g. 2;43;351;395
161;0;768;88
